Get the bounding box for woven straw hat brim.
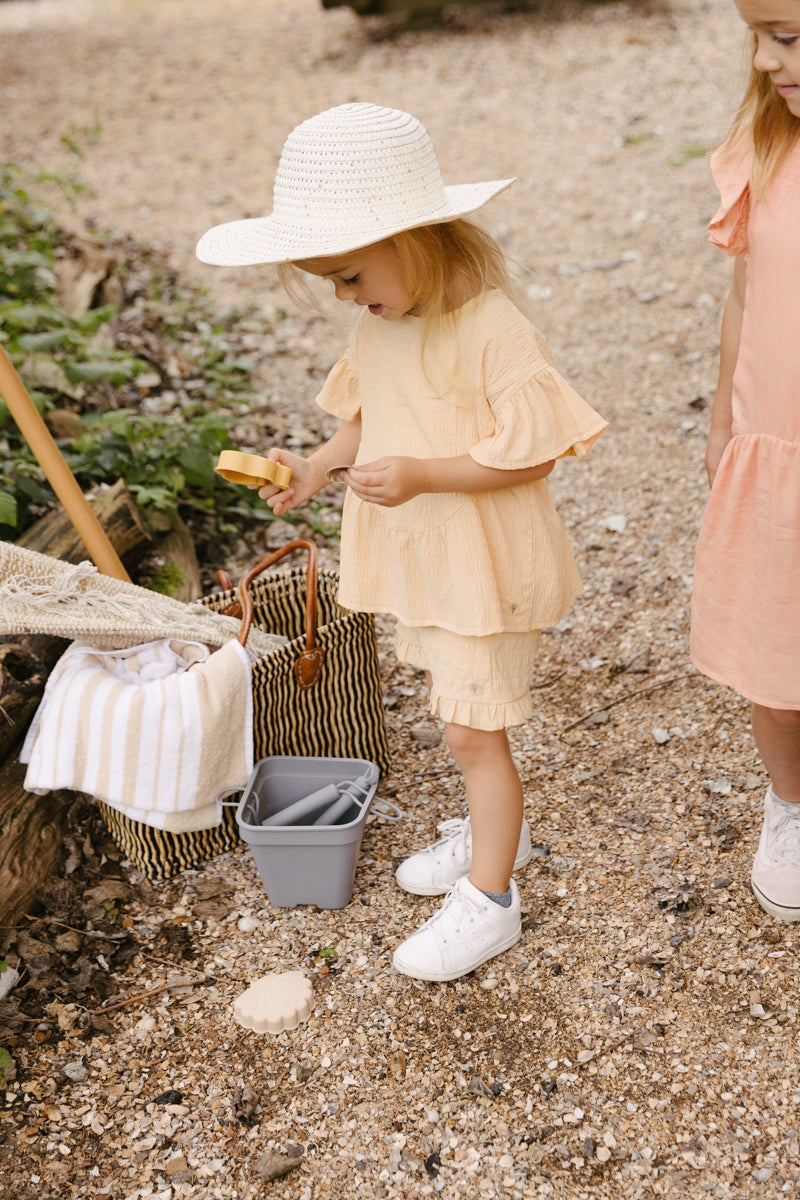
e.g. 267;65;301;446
196;178;515;267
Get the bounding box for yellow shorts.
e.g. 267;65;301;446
394;621;541;732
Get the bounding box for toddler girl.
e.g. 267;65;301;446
198;103;607;980
691;1;800;920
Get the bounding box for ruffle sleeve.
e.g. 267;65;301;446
470;366;607;468
708;126;752;256
467;296;607;468
314;353;361;421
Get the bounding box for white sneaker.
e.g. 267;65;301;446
392;876;522;982
395;816;532;896
752;789;800;921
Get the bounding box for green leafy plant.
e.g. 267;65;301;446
147;562;185;597
0;166;284;553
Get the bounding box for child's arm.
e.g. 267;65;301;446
258;416;362;517
344;455;555;509
706;255;746;487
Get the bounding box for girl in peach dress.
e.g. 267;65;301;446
691;0;800;921
197;103;606;980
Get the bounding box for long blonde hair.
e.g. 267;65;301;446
731;32;800;196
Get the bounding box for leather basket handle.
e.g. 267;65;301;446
233;538;325;690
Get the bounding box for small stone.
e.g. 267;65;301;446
0;966;20;1002
624;648;651;673
237;916;259;933
254;1148;304;1183
652;727;670;744
424;1152;441;1178
409;725;442;748
596;1145;612;1162
165;1155;191;1177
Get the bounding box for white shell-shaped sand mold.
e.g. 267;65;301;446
232;971;314;1034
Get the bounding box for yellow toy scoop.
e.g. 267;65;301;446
215;450;292;490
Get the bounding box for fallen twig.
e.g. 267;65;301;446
576;1025;646;1065
95;976;215;1014
561;672;697;733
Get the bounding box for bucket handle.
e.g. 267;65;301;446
366;797;403;823
216;785;402;823
218;786;244;808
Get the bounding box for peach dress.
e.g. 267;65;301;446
315;289;607;726
691;132;800;708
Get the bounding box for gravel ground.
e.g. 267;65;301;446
3;1;800;1198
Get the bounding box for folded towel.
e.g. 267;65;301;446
21;637;254;832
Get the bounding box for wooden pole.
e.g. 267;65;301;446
0;344;131;581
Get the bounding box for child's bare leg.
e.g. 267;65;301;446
393;720;524;980
444;722;523;894
751;704;800;803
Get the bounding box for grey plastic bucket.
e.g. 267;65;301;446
235;756;379;908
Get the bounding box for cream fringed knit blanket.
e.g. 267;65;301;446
21;637;254;832
0;544;285;656
4;544;287;831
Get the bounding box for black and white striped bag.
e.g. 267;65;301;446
99;539;390;881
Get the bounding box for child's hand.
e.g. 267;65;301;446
705;427;732;487
344;456;427;507
257;449;325;516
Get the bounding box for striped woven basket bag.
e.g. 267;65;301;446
99;539;390;881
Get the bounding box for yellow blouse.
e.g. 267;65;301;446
316;290;607;636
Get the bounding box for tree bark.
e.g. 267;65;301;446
0;757;76;928
0;635;68;763
16;478;151;567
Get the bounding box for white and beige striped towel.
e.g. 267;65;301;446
20;637;254;832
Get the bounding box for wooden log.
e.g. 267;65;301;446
0;756;75;928
144;513;202;602
17;478;151;567
0;635;67;763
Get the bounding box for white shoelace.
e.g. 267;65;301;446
420;880;483;940
424;817;471;859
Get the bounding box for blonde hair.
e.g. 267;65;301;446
731;32;800;197
278;218;527;340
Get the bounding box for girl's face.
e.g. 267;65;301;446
296;242;417;321
735;0;800;115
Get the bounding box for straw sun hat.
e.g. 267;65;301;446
196;102;514;267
